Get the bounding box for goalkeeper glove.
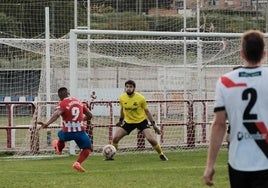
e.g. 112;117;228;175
151;121;161;135
116;118;124;127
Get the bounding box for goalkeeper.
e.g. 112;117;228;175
112;80;168;161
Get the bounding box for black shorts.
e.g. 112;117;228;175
228;163;268;188
121;119;150;135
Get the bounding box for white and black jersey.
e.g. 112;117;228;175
214;66;268;171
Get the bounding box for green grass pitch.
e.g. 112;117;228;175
0;149;229;188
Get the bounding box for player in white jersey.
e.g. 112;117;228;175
203;30;268;187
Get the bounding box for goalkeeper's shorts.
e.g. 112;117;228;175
121;119;149;134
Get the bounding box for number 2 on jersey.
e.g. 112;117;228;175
242;88;257;120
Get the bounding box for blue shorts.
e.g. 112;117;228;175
57;130;92;149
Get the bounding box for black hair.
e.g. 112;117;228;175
242;30;265;64
58;87;69;100
125;80;136;88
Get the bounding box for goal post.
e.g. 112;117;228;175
69;31;78;99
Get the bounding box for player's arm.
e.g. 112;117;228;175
37;109;62;129
83;106;93;121
142;98;154;123
144;109;154;123
203;110;227;186
116;107;124;127
144;109;161;134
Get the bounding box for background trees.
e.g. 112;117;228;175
0;0;265;38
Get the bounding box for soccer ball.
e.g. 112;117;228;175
102;144;116;160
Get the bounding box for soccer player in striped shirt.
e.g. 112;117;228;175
38;87;93;172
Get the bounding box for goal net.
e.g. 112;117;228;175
0;30;246;157
62;30;244;154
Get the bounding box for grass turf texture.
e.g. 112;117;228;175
0;150;229;188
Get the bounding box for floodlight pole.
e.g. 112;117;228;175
87;0;91;91
74;0;77;29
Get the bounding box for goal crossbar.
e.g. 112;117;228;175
70;29;246;38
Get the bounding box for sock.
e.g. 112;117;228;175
153;143;163;155
58;141;65;152
77;148;91;164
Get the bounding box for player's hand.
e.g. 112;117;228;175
37;121;46;129
151;121;161;135
115;121;123;127
203;167;215;186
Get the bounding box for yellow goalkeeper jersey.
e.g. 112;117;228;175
119;92;148;124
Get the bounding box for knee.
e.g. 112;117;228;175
57;130;65;141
